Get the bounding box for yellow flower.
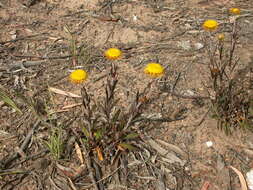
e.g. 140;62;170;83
202;20;218;31
144;63;165;78
218;33;225;41
69;69;88;84
229;8;240;15
104;48;122;60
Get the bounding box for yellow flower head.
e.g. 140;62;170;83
229;8;240;15
104;48;122;60
69;69;88;84
218;33;225;41
144;63;165;78
202;20;218;31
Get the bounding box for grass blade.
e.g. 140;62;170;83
0;89;22;114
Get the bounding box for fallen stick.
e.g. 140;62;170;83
0;33;48;45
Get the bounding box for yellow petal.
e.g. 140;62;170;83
104;48;122;60
144;63;165;78
69;69;88;84
202;20;218;31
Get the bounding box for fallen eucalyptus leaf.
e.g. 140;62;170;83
229;166;248;190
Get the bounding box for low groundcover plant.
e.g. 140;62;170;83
201;10;253;134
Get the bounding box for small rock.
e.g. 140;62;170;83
247;169;253;190
11;34;17;40
133;15;138;21
194;42;204;50
177;41;191;50
206;141;213;147
183;89;195;96
10;30;17;40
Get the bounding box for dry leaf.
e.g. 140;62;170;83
146;138;185;166
62;103;82;109
56;163;86;179
243;148;253;157
212;0;235;6
95;147;104;161
229;166;248;190
75;142;84;164
48;87;81;98
156;139;187;158
117;144;126;151
56;163;76;178
200;181;210;190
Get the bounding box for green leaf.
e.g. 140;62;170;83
0;89;22;114
118;143;137;151
82;126;90;138
124;133;139;140
94;129;103;140
45;127;63;160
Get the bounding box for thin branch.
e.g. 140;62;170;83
0;33;48;45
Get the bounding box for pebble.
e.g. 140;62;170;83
247;169;253;190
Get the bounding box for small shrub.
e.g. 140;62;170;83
202;16;253;134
